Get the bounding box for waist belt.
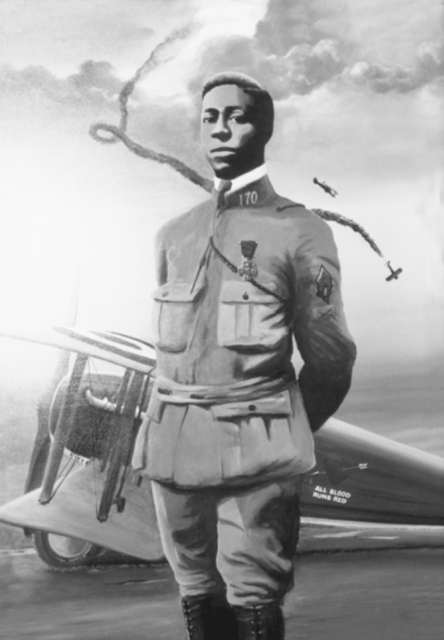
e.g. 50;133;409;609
155;373;295;405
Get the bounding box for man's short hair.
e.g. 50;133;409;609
202;72;274;144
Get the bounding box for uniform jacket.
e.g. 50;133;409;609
132;174;357;488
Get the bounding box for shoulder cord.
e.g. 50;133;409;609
209;237;286;304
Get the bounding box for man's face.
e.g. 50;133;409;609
201;84;264;179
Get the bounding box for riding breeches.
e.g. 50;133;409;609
151;477;302;607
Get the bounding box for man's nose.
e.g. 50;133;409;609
211;115;230;139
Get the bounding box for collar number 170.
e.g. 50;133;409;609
239;191;258;207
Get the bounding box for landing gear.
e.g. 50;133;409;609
33;531;101;568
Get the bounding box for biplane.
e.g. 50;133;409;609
0;324;443;568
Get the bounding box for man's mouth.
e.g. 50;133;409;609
211;147;237;154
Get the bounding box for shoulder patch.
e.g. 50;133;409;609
315;265;333;303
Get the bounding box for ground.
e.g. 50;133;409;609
1;365;443;638
2;545;443;640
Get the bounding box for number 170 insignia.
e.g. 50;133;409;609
239;190;258;206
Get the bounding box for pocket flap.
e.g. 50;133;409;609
212;390;292;419
219;280;279;305
152;282;203;303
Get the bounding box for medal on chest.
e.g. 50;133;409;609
238;241;258;281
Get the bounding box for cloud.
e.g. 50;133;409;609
188;34;348;99
0;61;122;126
346;42;444;93
1;0;442;182
186;0;443;99
0;0;191;75
187;0;352;99
347;0;443;67
0;56;207;178
267;82;443;183
255;0;351;55
68;61;123;96
279;38;346;93
2;0;442;139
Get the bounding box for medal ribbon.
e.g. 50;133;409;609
209;237;286;303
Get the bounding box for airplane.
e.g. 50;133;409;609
0;42;432;568
386;261;403;281
0;324;443;569
313;177;338;198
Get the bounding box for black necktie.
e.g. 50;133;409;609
217;180;232;209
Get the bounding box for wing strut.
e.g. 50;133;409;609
39;353;88;504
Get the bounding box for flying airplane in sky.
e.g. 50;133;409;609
313;177;338;198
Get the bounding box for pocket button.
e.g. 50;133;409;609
248;404;256;411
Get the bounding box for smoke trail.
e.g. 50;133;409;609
91;26;194;142
312;208;402;280
89;27;400;280
312;208;385;260
92;123;212;191
89;25;214;190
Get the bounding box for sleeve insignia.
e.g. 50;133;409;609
315;265;333;303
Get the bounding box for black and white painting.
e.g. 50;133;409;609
1;2;442;639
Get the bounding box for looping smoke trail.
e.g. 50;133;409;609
312;208;388;265
89;25;215;188
88;29;397;277
91;26;194;142
90;122;213;192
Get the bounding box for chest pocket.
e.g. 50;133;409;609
217;280;288;350
152;283;203;353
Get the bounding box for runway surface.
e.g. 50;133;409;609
2;545;443;640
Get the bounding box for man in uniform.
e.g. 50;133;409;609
132;72;357;639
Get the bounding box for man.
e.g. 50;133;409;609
132;72;356;639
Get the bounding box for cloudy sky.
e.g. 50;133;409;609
0;0;443;384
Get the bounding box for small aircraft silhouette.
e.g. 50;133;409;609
313;177;338;198
386;262;403;282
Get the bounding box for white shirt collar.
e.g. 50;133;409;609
214;165;267;194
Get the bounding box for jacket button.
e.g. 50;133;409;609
248;404;256;411
162;291;169;297
243;292;249;300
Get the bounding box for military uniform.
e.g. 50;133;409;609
132;167;356;619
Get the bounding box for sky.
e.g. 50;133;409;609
0;0;443;387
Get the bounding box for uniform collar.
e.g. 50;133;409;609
212;172;277;210
214;165;267;195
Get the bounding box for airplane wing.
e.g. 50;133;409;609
0;424;443;558
0;326;443;560
0;456;164;562
0;324;156;374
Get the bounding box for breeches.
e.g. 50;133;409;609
151;478;302;607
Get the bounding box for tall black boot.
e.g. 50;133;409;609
233;602;284;640
181;592;237;640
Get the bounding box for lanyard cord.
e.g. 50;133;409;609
209;236;286;304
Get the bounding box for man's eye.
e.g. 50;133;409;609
230;114;246;123
202;116;216;123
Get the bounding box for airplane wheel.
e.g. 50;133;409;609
33;531;102;568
